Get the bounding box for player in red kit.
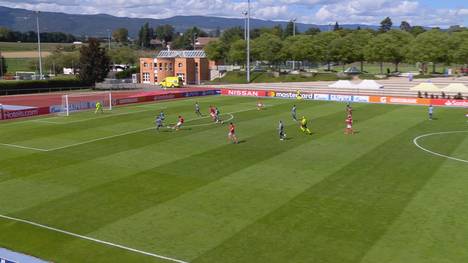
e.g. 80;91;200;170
345;116;354;135
228;122;238;144
209;106;216;122
346;103;353;116
172;115;184;131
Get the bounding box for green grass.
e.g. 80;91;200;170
209;71;349;84
1;96;468;263
4;57;35;73
0;42;75;52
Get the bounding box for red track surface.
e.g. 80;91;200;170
0;88;214;108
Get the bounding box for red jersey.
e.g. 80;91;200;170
210;107;215;114
229;124;235;133
179;117;184;123
346;118;353;125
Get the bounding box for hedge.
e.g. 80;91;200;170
0;79;90;95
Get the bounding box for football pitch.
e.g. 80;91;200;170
1;95;468;263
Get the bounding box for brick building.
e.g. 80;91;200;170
140;50;218;85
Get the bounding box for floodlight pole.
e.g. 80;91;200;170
246;0;251;83
243;11;248;40
292;18;296;71
36;11;43;80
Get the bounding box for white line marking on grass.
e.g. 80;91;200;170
0;107;253;152
46;110;152;125
0;214;188;263
0;143;49;152
413;131;468;164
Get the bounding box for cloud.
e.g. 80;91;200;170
0;0;466;27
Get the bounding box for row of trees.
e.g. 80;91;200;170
39;45;137;75
0;27;77;43
206;26;468;74
136;23;210;50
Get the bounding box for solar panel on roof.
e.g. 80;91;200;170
157;50;206;58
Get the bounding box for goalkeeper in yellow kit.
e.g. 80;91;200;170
300;116;312;135
95;101;103;114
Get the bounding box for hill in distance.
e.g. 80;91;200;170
0;5;379;38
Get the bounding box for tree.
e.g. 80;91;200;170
314;31;341;70
410;26;426;36
364;34;391;74
379;17;393;33
407;29;449;73
204;40;225;62
284;21;295;38
385;30;413;71
365;30;413;73
251;33;284;70
44;51;79;74
108;47;137;65
400;21;412;32
0;27;11;41
220;27;244;45
328;37;354;71
282;35;321;68
0;55;7;77
448;31;468;64
78;38;110;84
304;27;321;35
333;22;341;31
154;24;175;45
137;23;152;48
228;39;246;65
112;28;128;44
342;30;373;71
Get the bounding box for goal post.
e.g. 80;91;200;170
59;91;113;116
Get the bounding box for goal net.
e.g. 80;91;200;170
59;91;113;116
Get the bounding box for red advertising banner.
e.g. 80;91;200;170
221;89;267;97
430;99;468;107
2;107;49;120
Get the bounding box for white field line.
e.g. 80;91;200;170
0;214;188;263
33;109;152;125
47;112;238;151
0;143;48;152
413;131;468;164
0;107;255;152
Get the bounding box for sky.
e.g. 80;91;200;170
0;0;467;27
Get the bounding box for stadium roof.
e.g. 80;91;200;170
157;50;206;58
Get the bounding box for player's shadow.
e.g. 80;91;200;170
237;140;247;144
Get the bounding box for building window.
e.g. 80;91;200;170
159;63;162;70
143;62;148;68
169;63;173;71
164;63;168;71
143;73;150;82
195;63;198;68
178;63;183;68
154;63;157;68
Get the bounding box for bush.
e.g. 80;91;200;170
0;79;88;95
115;67;139;79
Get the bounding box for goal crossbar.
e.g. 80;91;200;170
60;91;113;116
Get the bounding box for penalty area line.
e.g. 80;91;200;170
0;143;49;152
0;214;188;263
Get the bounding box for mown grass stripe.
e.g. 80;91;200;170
193;114;461;263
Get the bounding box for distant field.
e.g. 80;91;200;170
1;51;51;58
4;58;35;73
0;42;74;52
1;96;468;263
